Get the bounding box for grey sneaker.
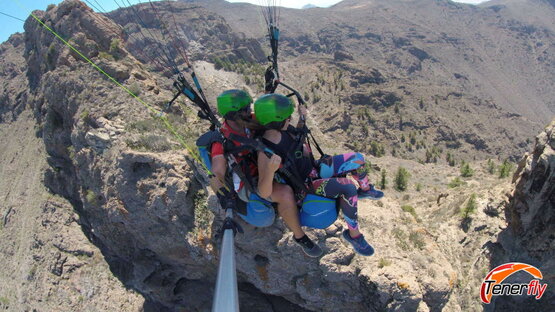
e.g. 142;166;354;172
293;234;323;258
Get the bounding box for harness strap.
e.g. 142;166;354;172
260;136;313;196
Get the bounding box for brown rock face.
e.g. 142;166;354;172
509;119;555;248
492;119;555;310
3;0;555;311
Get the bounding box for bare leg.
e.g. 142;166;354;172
270;182;305;239
349;228;361;238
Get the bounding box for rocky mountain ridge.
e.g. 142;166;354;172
180;0;554;161
0;0;553;311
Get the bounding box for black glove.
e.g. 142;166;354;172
264;66;278;93
216;187;237;211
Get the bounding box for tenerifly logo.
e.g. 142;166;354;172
480;262;548;304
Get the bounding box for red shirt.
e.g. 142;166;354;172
211;120;257;177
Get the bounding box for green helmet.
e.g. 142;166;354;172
217;89;252;118
254;94;294;126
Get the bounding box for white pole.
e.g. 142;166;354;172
212;209;240;312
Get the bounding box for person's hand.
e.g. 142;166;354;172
268;154;282;173
298;105;307;118
216;187;236;210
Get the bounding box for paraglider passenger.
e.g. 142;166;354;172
209;90;323;257
255;94;382;256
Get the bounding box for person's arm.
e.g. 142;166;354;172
296;105;307;129
210;154;227;192
257;151;281;198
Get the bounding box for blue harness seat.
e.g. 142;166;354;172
299;194;338;229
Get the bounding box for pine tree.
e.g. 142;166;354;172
395;167;410;191
499;159;513;178
487;159;495;175
380;169;387;189
460;161;474;177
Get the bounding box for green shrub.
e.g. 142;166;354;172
98;51;114;61
448;177;466;188
446;152;456;167
80;110;89;121
425;147;441;163
392;228;410;251
192;189;213;239
126;118;163;133
47;44;56;67
378;258;392;268
361;161;373;175
461;194;477;219
401;205;420;222
126;134;172;152
409;231;425;249
460;161;474;177
85;190;98;206
128;82;141;97
395;167;410;191
109;38;123;60
487;159;496;175
369;141;385;157
380;169;387;190
0;296;9;306
498;159;514;179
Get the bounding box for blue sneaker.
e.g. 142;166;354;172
342;230;374;256
357;185;384;200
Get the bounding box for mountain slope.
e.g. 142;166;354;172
1;0;554;311
180;0;554;161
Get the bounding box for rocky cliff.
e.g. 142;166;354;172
487;119;555;310
0;0;554;311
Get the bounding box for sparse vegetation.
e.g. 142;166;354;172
380;169;387;190
125;134;173;152
401;205;420;222
425;146;441;163
498;159;514;178
0;296;9;306
461;193;477;219
487;159;496;175
409;132;417;145
80;110;90;121
361;161;373;175
109;38;123;60
47;44;56;67
460;161;474;177
448;177;466;188
67;146;76;160
98;51;114;61
392;228;410;251
126;118;163;133
460;193;477;231
128;82;142;97
85;190;98;206
192;189;213;241
395;167;410;191
409;231;425;249
28;265;37;280
369;141;385;157
415;183;422;192
446;152;456;167
378;258;392;268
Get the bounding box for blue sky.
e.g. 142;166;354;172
0;0;487;43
